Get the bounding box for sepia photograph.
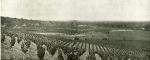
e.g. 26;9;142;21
1;0;150;60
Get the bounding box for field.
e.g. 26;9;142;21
1;16;150;60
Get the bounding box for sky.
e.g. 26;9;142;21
1;0;150;21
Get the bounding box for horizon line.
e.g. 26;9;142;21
1;16;150;22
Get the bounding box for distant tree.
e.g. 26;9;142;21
144;25;150;30
74;37;79;40
69;20;79;34
102;38;109;40
70;20;78;28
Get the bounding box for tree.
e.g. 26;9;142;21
144;25;150;30
69;20;79;34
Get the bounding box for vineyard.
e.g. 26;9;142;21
1;16;150;60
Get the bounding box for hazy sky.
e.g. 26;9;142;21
1;0;150;21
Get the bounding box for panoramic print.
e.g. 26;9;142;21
1;0;150;60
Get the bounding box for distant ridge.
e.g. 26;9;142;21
1;16;150;22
